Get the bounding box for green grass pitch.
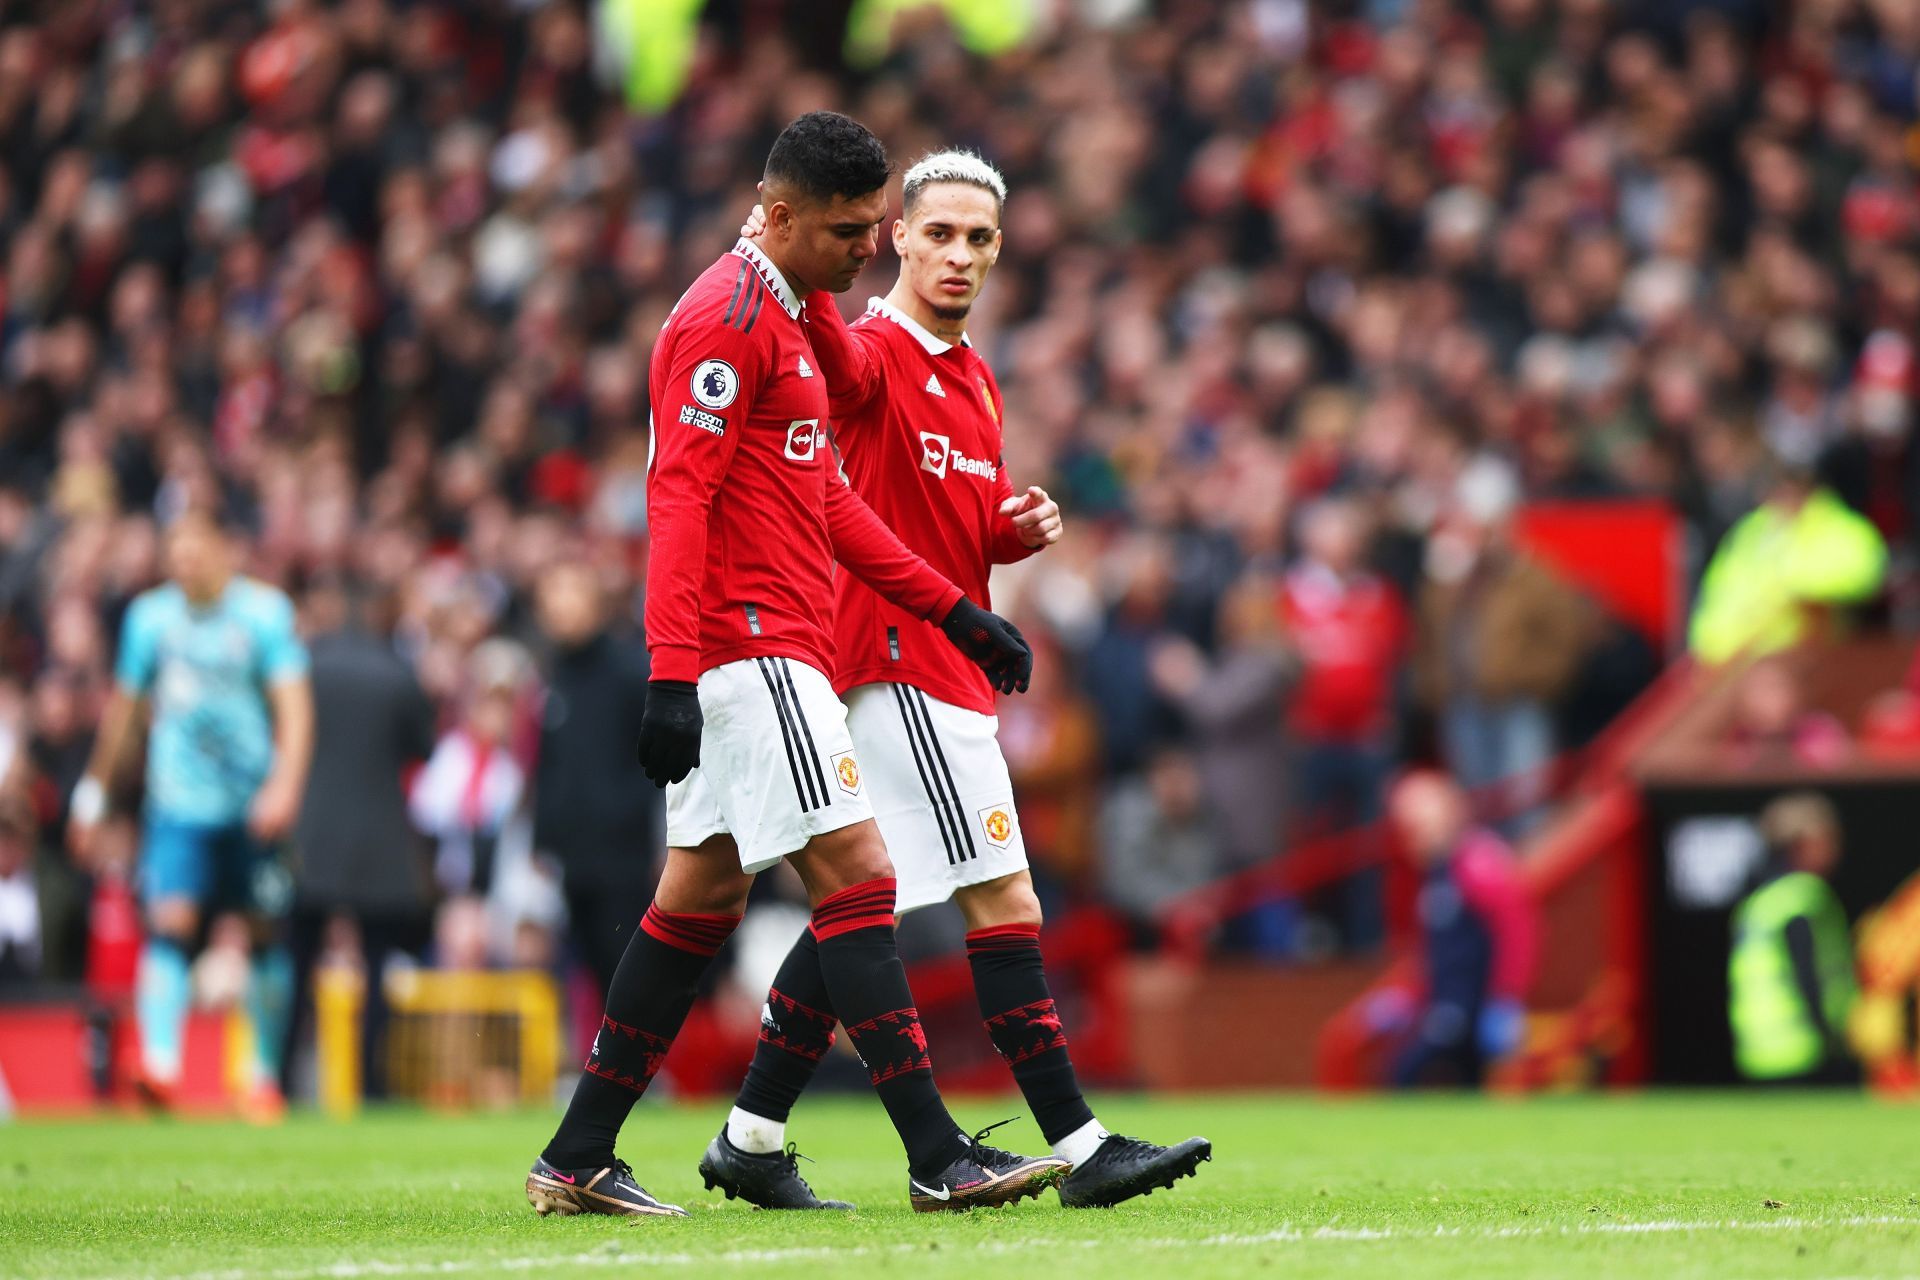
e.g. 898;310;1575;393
6;1093;1919;1279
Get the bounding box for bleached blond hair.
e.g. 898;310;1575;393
902;149;1008;216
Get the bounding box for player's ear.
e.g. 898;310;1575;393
765;199;794;240
891;217;908;256
988;227;1003;266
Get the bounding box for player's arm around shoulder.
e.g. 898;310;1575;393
736;198;884;417
803;289;886;419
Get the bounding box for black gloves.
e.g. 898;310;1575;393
641;606;1026;788
938;597;1033;694
637;680;703;786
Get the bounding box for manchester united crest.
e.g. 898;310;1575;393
978;377;998;422
979;804;1014;848
832;750;862;795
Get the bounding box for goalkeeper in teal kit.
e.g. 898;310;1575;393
69;509;313;1116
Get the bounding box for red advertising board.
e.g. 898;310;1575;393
1513;500;1685;652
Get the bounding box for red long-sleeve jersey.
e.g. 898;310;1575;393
803;293;1038;715
644;241;962;685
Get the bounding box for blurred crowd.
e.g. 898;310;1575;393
5;0;1920;1003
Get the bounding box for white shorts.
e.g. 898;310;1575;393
843;682;1028;914
665;657;873;874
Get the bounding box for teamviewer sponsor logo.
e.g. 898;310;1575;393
919;431;950;477
918;432;997;483
950;451;997;481
785;418;819;461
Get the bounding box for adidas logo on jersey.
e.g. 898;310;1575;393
925;373;946;397
797;356;814;378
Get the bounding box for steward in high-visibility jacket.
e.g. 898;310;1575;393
1728;793;1859;1082
1689;472;1885;666
844;0;1034;66
597;0;706;114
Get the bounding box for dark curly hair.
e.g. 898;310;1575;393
763;111;891;202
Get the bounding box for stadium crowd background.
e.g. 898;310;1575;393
2;0;1919;1016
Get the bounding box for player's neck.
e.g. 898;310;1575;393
886;280;967;346
755;241;814;302
181;574;233;608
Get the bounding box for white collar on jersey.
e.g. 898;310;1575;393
867;297;972;354
731;239;803;320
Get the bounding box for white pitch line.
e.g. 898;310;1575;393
68;1215;1920;1280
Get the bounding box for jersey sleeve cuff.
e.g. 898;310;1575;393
925;581;965;622
649;646;704;685
991;523;1041;565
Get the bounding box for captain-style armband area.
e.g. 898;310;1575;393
71;775;106;826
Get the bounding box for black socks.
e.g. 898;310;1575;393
966;922;1096;1145
541;903;740;1169
735;926;838;1124
809;877;963;1179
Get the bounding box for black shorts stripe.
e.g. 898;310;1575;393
775;660;826;811
755;658;816;812
777;659;830;808
908;688;979;862
740;278;768;334
893;684;960;866
722;260;749;327
897;686;973;864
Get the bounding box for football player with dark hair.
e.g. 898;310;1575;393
523;113;1062;1219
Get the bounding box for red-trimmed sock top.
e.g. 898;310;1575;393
810;876;897;941
641;903;743;957
965;921;1042;954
